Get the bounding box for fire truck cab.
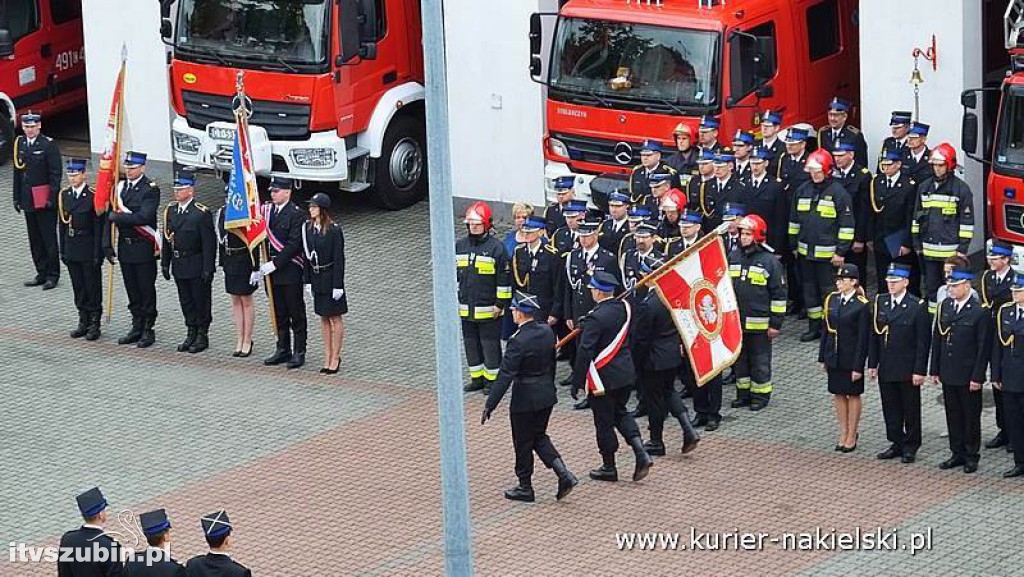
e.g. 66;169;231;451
163;0;427;209
0;0;86;163
530;0;860;203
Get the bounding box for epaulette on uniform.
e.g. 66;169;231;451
857;295;869;304
860;167;870;174
848;126;861;134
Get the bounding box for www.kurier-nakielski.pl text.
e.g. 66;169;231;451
615;527;934;554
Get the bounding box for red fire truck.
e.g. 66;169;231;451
0;0;86;164
529;0;860;203
162;0;427;209
963;0;1024;262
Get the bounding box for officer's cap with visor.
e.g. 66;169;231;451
553;176;575;192
563;199;587;216
827;97;851;112
76;487;107;518
879;149;904;164
628;205;652;222
640;140;662;154
885;263;912;281
20;111;41;126
65;158;88;174
783;127;810;144
588;271;620;292
607;192;629;206
173;170;196;189
722;203;746;221
750;147;772;162
649;172;673;184
946;266;974;285
577;218;601;236
890;111;913;126
1012;276;1024;292
634;219;659;237
269;176;294;191
761;109;783;126
511;291;541;314
680;210;703;225
140;509;172;537
909;122;930;137
201;510;232;538
699;115;720;131
696;149;717;164
988;240;1013;259
521;215;546;233
123;151;147;167
835;263;860;280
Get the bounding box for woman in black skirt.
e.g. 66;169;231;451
217;208;261;357
820;263;870;452
303;193;347;374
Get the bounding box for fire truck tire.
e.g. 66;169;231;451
372;114;427;210
0;111;12;166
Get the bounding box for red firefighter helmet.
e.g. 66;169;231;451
929;142;957;170
464;201;493;230
660;188;686;211
737;214;767;243
804;148;833;174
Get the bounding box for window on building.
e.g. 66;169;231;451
806;0;840;61
50;0;81;24
0;0;40;42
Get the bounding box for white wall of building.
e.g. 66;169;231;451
859;0;985;251
81;0;173;173
443;0;557;214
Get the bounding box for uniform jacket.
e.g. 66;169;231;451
619;247;660;302
263;201;307;285
715;175;749;216
788;178;855;261
302;222;346;294
456;232;511;322
867;293;931;381
880;136;909;160
512;241;560;321
161;200;216;280
819;291;870;371
832;163;872;244
991;303;1024;392
745;174;788;251
729;243;787;332
930;295;990;386
542;202;569;236
184;553;252;577
902;146;932;184
573;298;636;391
757;137;785;179
818;124;869;166
779;151;809;193
631;289;683;371
656;217;682;251
666;235;700;259
598;217;630;254
485;320;558;413
628;162;680;203
550;226;577;257
686;176;719;230
559;244;618;321
734;160;753;186
866;170;915;250
59;185;105;263
981;269;1015;323
912;174;974;260
665;149;699;181
12;133;61;212
104;176;160;264
123;548;185;577
216;210;260;276
57;525;123;577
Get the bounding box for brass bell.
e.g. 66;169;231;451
909;68;924;86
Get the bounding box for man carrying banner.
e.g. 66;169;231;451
13;111;63;290
105;151;161;348
260;178;308;369
572;271;653;483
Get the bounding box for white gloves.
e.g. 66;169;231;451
259;262;276;276
249;271;261;286
304;284;313;299
332;288;344;301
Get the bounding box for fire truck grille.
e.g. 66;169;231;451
1005;204;1024;236
182;90;311;141
551;132;645;167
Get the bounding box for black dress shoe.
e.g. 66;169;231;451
504;483;535;502
589;465;618;482
24;277;45;287
118;327;143;345
323;366;340;375
286;353;306;369
749;400;769;412
643;441;666;456
69;323;88;339
573;398;591;410
704;420;720;432
986;431;1008;449
691;415;708;427
1002;465;1024;478
463;379;485;392
834;444;844;452
237;341;253;358
938;457;966;470
901;453;916;464
799;330;820;342
963;462;978;474
42;280;58;290
264;349;292;365
876;446;901;460
731;397;751;408
681;436;700;454
137;329;155;348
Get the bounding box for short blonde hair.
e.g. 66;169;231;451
511;202;535;218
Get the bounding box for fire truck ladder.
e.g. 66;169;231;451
1008;0;1024;49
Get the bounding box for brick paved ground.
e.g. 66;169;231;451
2;153;1023;576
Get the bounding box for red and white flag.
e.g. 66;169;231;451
648;234;742;385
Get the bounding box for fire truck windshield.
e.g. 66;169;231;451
550;18;720;112
176;0;330;70
995;86;1024;173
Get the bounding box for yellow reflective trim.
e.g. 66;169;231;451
807;307;824;320
456;255;469;267
745;320;770;330
770;304;787;314
736;378;752;390
496;288;512;299
476;260;496;274
788;223;801;234
750;382;773;394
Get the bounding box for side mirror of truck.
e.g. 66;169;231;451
530;13;543;56
961;112;979;155
960;90;978;110
160;18;172;40
356;0;378;60
0;29;12;58
159;0;173;19
337;0;361;65
530;55;543;78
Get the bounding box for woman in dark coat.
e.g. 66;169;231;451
303;193;347;374
820;263;870;452
217;208;261;357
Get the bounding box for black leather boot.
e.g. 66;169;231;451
589;454;618;482
749;392;771;412
177;327;197;352
189;327;209;353
85;313;101;341
463;377;485;392
287;351;306;369
628;436;653;481
573;397;591;410
264;348;292;365
730;388;751;408
137;318;156;348
678;411;701;454
118;317;143;345
70;313;89;338
504;480;535;502
551;458;578;500
799;319;821;342
643;440;666;456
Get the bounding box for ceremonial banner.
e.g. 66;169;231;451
93;54;125;214
648;234;742;385
224;76;267;251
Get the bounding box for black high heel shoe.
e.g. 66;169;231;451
840;433;859;453
235;341;253;358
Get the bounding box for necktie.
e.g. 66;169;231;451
1018;307;1024;319
833;130;840;141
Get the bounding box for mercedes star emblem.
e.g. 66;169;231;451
613;142;633;165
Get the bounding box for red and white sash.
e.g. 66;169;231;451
585;300;632;396
115;182;160;255
262;203;305;267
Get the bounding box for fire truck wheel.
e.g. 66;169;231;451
372;114;427;210
0;112;12;166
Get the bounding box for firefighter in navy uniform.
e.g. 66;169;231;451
57;487;123;577
930;266;990;474
746;147;788;252
817;97;868;167
912;143;974;314
629;140;680;202
732;130;756;185
981;240;1017;452
598;192;631;252
903;121;933;184
867;263;931;464
633;254;701;456
789;149;855;342
616;205;652;264
830;140;872;286
550;199;586;257
259;177;309;369
880;111;913;163
705;150;747;233
820;264;871;452
543;176;577;236
720;203;745;255
13;111;63;289
685;149;717;227
619;219;660;299
105;151;161;349
779;127;811;194
58;158;105;341
457;201;511;392
729;215;786;411
757;109;786;179
185;511;252;577
868;149;919;296
124;509;186;577
512;215;560;326
696;115;723;155
161;171;217;354
482;291;579;502
639;170;674;214
571;271;653;483
990;277;1024;478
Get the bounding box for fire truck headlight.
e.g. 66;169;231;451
173;132;201;155
290;148;337;169
547;137;569;159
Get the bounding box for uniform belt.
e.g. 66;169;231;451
311;262;334;273
67;228;91;237
224;245;248;254
120;236;145;244
173;248;198;258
